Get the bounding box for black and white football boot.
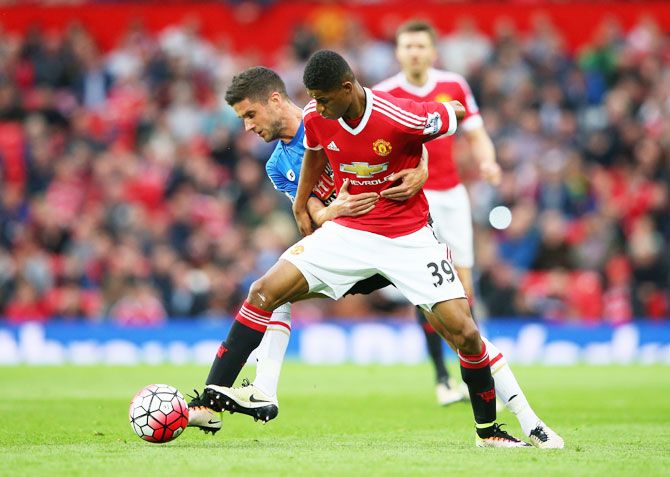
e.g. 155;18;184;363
205;379;279;424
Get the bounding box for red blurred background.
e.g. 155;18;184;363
0;1;667;325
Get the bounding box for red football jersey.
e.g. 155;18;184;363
374;69;483;190
303;87;458;238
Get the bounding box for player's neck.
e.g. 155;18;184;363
279;103;303;143
343;82;366;121
404;69;429;88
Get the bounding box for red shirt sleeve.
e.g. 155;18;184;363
371;91;460;142
392;97;458;141
302;101;323;150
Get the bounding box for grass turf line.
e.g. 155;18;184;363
0;364;668;476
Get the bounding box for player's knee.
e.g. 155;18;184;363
247;278;279;311
455;325;481;355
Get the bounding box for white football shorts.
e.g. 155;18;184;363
424;184;474;268
280;221;466;311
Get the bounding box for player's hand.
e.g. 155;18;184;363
480;160;502;185
380;164;428;201
332;179;379;217
293;205;314;236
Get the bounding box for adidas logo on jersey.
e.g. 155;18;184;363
327;141;340;151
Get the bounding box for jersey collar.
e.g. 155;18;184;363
338;87;373;135
397;68;437;98
286;121;304;147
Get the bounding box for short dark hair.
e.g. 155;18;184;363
225;66;288;106
303;50;354;91
395;19;437;45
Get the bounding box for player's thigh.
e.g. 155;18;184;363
250;259;310;307
425;185;474;268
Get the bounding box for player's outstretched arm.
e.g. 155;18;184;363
309;179;379;226
293;148;328;236
448;100;466;121
466;126;501;185
380;145;429;201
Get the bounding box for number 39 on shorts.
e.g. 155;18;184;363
426;260;455;287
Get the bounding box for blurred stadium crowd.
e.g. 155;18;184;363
0;8;668;325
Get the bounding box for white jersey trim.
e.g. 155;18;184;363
303;101;322;149
303;100;317;119
373;94;426;123
374;69;474;104
395;71;437;97
372;103;425;130
338;87;373;135
372;106;424;130
302;135;323;150
442;102;457;136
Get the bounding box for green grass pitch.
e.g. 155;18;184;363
1;364;668;476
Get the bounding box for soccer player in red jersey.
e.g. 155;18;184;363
374;21;563;447
200;50;528;447
192;65;562;448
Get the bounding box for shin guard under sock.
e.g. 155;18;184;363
206;301;271;386
459;341;496;438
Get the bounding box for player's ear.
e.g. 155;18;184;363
268;91;283;106
342;81;354;94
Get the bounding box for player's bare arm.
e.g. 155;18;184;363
308;179;379;226
465;126;501;185
293;148;329;236
448;100;466;121
380;145;429;201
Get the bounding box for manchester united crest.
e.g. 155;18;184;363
289;245;304;255
372;139;392;157
435;93;452;103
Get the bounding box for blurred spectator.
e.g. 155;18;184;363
109;278;166;326
5;279;48;324
497;200;540;271
478;261;522;318
602;256;633;324
439;16;491;77
74;43;113;110
0;8;668;324
530;211;576;270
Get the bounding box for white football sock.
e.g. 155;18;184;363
253;303;291;398
483;337;540;435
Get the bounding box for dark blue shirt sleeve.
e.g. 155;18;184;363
266;159;298;202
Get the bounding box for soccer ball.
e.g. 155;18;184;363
129;384;189;443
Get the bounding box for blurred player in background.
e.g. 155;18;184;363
375;19;501;406
375;20;563;446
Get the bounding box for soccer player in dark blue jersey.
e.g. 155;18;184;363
187;66;428;434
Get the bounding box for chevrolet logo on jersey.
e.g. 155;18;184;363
339;162;389;178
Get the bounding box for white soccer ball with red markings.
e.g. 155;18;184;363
129;384;189;443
